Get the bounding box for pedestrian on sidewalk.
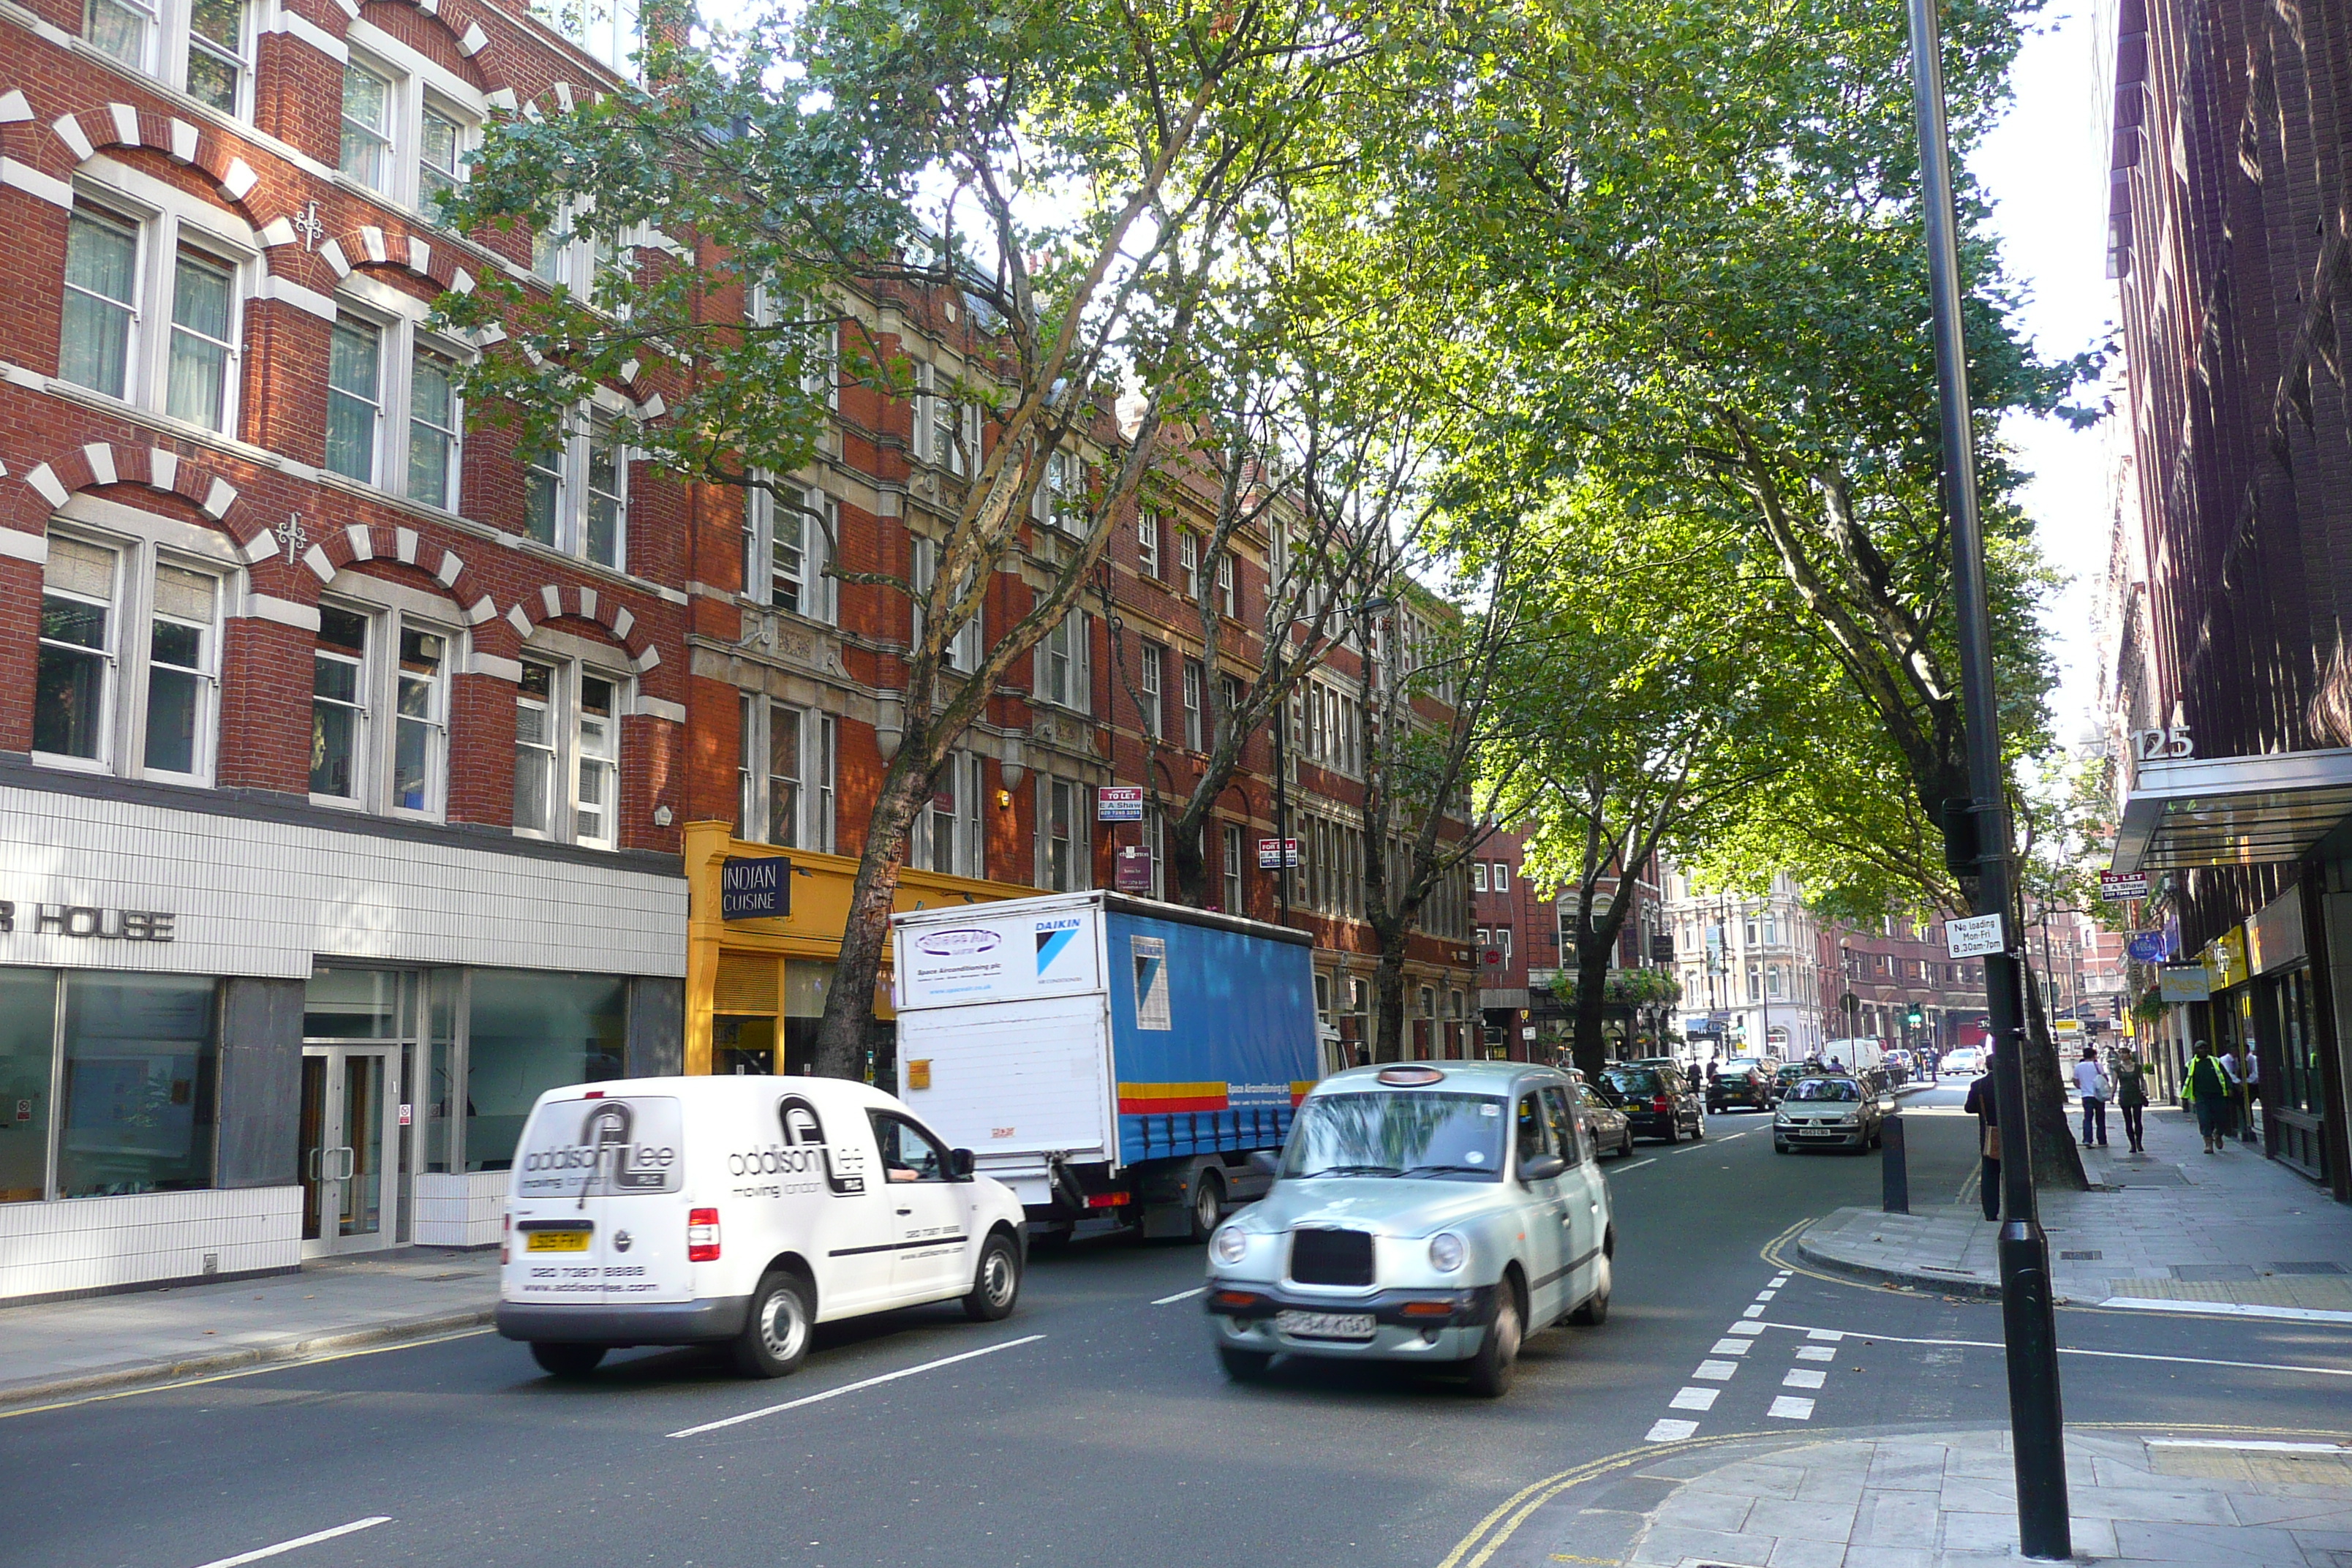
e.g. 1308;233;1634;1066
2184;1040;2231;1153
2071;1045;2109;1147
1964;1057;2001;1221
2113;1047;2149;1153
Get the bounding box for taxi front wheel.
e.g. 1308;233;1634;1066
1466;1281;1523;1398
1218;1345;1273;1381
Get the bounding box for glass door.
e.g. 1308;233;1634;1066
298;1044;398;1255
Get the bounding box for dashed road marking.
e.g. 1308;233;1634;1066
1669;1387;1719;1411
1754;1289;1778;1301
1807;1328;1844;1341
1728;1322;1765;1337
1711;1338;1752;1356
1783;1368;1827;1389
668;1335;1047;1438
191;1518;392;1568
1645;1417;1699;1442
1741;1305;1765;1318
1616;1158;1657;1172
1795;1345;1837;1362
1693;1360;1738;1381
1152;1286;1206;1305
1768;1395;1816;1420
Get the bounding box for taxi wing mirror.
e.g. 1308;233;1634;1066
951;1147;976;1180
1877;1096;1896;1114
1246;1149;1280;1180
1520;1153;1567;1183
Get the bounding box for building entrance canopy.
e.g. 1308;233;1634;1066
2112;748;2352;872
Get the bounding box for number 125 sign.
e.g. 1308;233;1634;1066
2130;725;2193;761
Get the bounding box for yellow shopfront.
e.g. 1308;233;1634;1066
682;821;1036;1081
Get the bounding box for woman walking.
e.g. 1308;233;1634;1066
2183;1040;2231;1153
2114;1048;2149;1153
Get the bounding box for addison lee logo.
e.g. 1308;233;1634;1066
516;1097;683;1198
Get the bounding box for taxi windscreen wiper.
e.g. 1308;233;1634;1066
1298;1163;1403;1178
1397;1163;1498;1178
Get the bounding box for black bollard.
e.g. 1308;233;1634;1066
1880;1109;1910;1214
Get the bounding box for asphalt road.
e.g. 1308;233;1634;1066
8;1083;2348;1568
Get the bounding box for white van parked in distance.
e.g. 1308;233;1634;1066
496;1076;1027;1379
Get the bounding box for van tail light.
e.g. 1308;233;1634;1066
687;1207;721;1262
502;1212;510;1265
1652;1096;1672;1113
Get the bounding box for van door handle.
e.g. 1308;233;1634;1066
897;1207;913;1216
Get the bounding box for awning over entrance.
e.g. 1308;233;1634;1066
2112;747;2352;873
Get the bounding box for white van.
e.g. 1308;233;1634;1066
495;1075;1027;1379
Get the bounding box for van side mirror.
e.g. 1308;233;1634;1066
1247;1149;1279;1180
1520;1153;1566;1183
951;1147;975;1180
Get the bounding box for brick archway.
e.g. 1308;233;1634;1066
319;225;480;296
16;441;275;561
507;582;660;671
335;0;522;110
299;523;500;627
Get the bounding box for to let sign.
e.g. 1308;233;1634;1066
1096;785;1145;823
720;856;791;921
1945;913;2006;960
2098;870;2150;902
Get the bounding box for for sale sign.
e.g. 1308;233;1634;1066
1257;837;1299;869
2099;870;2150;902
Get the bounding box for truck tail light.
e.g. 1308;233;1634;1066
501;1212;510;1265
1084;1191;1131;1208
687;1207;721;1262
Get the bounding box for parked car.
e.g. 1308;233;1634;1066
1202;1062;1615;1397
1574;1079;1636;1158
1597;1063;1706;1143
1707;1059;1780;1113
1772;1075;1888;1154
1774;1061;1814;1097
497;1076;1028;1380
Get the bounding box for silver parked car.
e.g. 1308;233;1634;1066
1772;1074;1888;1153
1202;1062;1615;1397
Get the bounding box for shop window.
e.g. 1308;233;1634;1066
0;970;59;1203
36;533;222;783
745;485;836;623
60;201;246;434
513;658;626;847
463;970;625;1172
56;973;219;1199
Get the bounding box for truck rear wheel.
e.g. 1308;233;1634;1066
733;1270;812;1379
1188;1169;1226;1243
529;1342;606;1379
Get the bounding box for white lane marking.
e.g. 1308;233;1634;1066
1153;1286;1206;1305
1711;1338;1752;1356
1782;1368;1827;1389
1741;1305;1765;1318
1754;1289;1778;1301
1752;1322;2352;1380
190;1518;391;1568
1646;1417;1699;1442
1669;1386;1719;1411
1616;1158;1657;1173
2149;1439;2352;1454
1768;1395;1816;1420
668;1335;1047;1438
1795;1345;1836;1362
1719;1131;1749;1140
1727;1322;1765;1336
1771;1273;1791;1284
1693;1360;1738;1381
2097;1297;2352;1326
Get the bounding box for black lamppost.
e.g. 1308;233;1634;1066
1906;0;2070;1552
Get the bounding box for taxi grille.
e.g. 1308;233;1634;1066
1289;1226;1374;1286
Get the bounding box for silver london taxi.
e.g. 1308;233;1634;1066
1202;1062;1614;1397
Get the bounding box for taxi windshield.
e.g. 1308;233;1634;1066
1281;1092;1507;1182
1787;1078;1861;1102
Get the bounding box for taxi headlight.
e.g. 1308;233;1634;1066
1428;1232;1466;1273
1213;1225;1249;1265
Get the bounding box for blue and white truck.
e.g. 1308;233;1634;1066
891;892;1321;1245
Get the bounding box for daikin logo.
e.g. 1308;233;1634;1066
1035;916;1083;975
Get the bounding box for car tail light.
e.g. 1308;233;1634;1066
1653;1096;1672;1112
687;1207;721;1262
501;1212;510;1265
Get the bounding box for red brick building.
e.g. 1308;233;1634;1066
1472;827;1667;1062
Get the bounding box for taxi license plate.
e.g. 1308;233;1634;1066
1275;1309;1376;1341
525;1229;590;1253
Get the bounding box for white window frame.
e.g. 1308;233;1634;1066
511;654;630;848
1035;609;1090;713
1216;551;1235;617
1145;806;1166;899
1181;657;1204;751
32;528;226;788
59;187;250;437
83;0;255;118
1138;641;1163;741
1037;774;1090;893
739;698;836;853
911;535;983;672
1222;823;1244;914
521;402;632;568
339;29;486;222
1137;511;1161;578
745;484;836;623
1493;862;1510;892
916;363;981;476
528;0;644;79
1178;530;1199;598
306;592;457;819
323;284;468;510
1473;862;1488;892
1033;448;1082;531
912;750;982;879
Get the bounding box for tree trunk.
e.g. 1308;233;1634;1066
1570;938;1614;1079
1372;940;1409;1063
810;746;933;1080
1168;817;1212;908
2019;966;2088;1191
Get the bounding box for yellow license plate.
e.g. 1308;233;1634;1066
525;1230;590;1253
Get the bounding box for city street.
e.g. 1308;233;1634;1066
9;1089;2350;1568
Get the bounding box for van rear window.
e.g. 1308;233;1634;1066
515;1096;685;1198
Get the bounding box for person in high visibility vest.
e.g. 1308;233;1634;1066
2183;1040;2231;1154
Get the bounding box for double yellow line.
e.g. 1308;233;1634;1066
1432;1430;1784;1568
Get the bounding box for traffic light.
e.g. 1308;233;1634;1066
1906;1006;1924;1027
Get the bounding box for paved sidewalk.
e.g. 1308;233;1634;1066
1798;1100;2352;1317
0;1248;499;1407
1605;1426;2352;1567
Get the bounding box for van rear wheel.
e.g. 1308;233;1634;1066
529;1342;606;1379
963;1231;1022;1322
733;1271;813;1379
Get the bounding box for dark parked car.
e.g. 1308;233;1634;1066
1597;1064;1706;1143
1574;1079;1636;1158
1708;1059;1780;1113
